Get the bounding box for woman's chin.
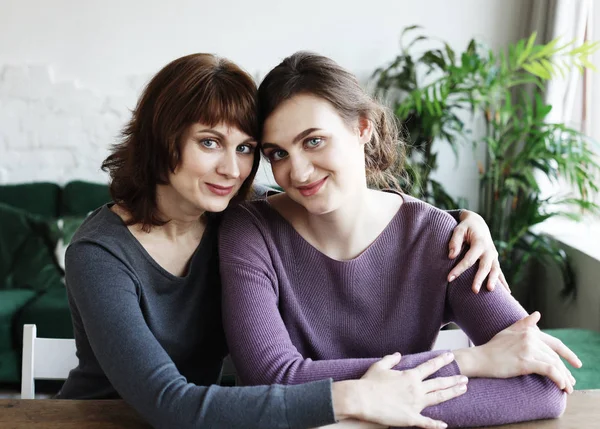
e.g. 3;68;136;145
296;198;335;216
203;199;231;213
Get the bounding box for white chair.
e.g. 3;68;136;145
21;324;78;399
432;328;472;351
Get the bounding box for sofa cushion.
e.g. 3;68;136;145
0;289;37;354
0;350;20;383
11;232;64;293
544;328;600;390
0;182;61;218
0;203;63;292
15;288;74;344
0;203;34;288
61;181;111;217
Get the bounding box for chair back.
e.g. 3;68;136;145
21;324;77;399
432;328;472;350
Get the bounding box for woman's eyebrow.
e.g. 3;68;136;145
196;129;225;138
262;128;323;149
293;128;322;143
196;129;255;145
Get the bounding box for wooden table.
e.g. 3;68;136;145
0;399;151;428
0;390;597;428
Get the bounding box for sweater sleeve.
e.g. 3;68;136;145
444;209;463;222
419;257;566;427
219;208;460;387
63;241;336;429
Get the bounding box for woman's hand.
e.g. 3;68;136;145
353;352;468;429
447;210;510;294
454;312;582;393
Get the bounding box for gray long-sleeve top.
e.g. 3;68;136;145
56;204;336;429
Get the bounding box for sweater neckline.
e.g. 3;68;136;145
261;190;409;263
100;204;212;281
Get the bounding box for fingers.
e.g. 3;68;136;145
523;333;573;392
541;332;583;368
513;311;541;329
373;352;402;370
498;271;511;294
448;226;466;260
424;382;468;407
447;246;481;285
485;261;502;292
413;352;455;379
472;256;493;293
526;360;567;391
538;345;575;393
413;415;449;429
422;375;468;393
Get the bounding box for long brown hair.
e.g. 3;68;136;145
102;54;260;231
257;51;405;190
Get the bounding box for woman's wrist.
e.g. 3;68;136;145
453;347;484;378
331;380;358;421
332;380;372;422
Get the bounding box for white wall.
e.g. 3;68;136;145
533;242;600;331
0;0;526;208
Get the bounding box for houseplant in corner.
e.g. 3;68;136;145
373;27;600;307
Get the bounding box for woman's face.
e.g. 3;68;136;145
167;122;257;214
262;94;372;215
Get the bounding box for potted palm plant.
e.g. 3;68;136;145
373;27;600;306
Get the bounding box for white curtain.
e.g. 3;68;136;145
524;0;598;201
544;0;593;133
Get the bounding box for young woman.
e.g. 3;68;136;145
56;53;505;429
219;52;583;428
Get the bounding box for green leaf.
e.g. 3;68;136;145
401;25;422;36
444;43;456;65
523;61;551;79
540;59;556;77
529;37;562;61
407;35;428;50
580;57;598;72
516;32;537;66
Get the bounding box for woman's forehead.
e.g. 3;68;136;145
263;95;344;139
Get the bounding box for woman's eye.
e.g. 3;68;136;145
305;137;323;148
200;139;218;149
269;149;288;162
236;144;255;154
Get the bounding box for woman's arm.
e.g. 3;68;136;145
417;261;570;427
64;242;336;429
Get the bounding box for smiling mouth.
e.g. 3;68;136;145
206;183;235;196
297;177;328;197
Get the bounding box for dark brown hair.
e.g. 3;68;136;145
102;53;260;231
257;51;405;190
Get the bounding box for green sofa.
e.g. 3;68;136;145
0;181;111;383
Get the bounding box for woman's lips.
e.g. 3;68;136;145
297;177;328;197
206;183;234;196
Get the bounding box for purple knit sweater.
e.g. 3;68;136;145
219;194;566;427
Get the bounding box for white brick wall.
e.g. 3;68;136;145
0;65;140;185
0;65;282;186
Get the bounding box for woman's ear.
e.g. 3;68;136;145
357;116;374;146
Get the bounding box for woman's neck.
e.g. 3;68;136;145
154;184;205;241
276;187;403;261
288;188;385;261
